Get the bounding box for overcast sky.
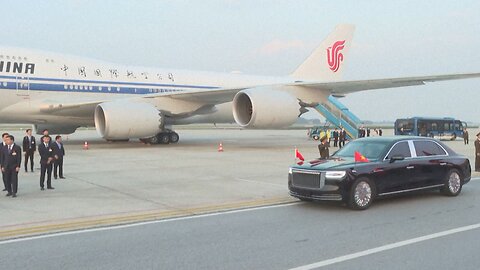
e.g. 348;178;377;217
2;0;480;122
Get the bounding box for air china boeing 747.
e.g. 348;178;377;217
0;24;479;144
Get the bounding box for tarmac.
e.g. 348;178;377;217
0;127;479;240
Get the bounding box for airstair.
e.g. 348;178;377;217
314;96;362;139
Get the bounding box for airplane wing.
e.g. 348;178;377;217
20;72;480;119
292;72;480;96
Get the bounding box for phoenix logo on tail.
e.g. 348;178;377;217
326;40;346;72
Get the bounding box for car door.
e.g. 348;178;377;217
377;141;414;194
411;140;449;188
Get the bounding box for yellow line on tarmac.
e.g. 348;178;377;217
0;197;296;240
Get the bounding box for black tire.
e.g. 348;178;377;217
441;169;462;196
348;177;375;210
158;133;170;144
147;136;159;144
169;132;179;143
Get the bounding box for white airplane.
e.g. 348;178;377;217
0;24;479;144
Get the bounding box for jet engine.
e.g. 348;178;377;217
94;101;163;140
233;88;301;128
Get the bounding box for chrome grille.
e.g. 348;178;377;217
291;170;324;189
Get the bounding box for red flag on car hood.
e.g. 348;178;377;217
295;148;305;164
354;151;369;162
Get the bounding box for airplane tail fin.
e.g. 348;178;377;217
291;24;355;81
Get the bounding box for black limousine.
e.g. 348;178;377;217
288;136;471;210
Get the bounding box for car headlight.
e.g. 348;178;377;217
325;171;346;180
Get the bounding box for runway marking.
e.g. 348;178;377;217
0;198;300;244
289;222;480;270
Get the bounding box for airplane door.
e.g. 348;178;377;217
16;76;30;97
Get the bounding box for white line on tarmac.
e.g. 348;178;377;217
289;223;480;270
234;178;285;188
0;201;301;245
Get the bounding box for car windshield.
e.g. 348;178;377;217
332;140;390;160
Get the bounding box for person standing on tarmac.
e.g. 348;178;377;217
1;135;21;198
53;135;65;179
318;136;330;159
463;128;469;145
1;132;9;192
333;128;339;147
22;129;36;172
475;132;480;172
39;135;56;190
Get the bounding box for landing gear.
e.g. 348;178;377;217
140;131;180;145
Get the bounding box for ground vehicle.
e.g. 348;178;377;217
288;136;471;210
394;117;466;140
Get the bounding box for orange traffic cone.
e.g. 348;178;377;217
218;142;224;152
83;141;89;150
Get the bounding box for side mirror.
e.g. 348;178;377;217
389;155;405;163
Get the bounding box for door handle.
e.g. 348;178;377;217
406;166;415;169
439;162;447;166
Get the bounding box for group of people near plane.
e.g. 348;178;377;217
1;129;65;198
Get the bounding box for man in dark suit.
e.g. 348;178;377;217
1;135;22;197
38;135;56;190
22;129;36;172
475;132;480;172
53;135;65;179
333;128;339;147
1;132;9;192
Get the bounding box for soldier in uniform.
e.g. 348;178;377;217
318;136;330;159
22;129;36;172
1;135;21;197
475;132;480;172
38;135;56;190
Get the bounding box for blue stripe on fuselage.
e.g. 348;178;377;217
0;74;220;95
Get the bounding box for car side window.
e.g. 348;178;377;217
386;141;411;159
413;141;447;157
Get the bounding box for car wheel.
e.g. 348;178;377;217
313;135;319;140
441;169;462;196
348;177;375;210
